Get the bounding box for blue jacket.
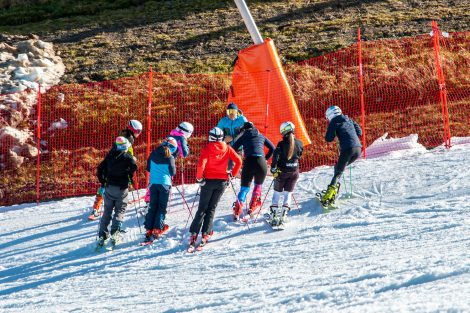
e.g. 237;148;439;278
325;115;362;151
217;114;248;146
233;128;275;160
147;145;176;186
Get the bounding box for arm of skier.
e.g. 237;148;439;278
325;122;336;142
168;156;176;177
271;143;281;169
264;137;275;160
228;146;243;177
352;119;363;137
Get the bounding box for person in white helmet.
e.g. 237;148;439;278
320;106;362;206
188;127;242;251
169;121;193;158
89;119;143;220
269;121;304;227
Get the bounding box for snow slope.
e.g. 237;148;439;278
1;141;470;313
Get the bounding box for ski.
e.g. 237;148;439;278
264;213;285;231
87;211;101;221
314;195;339;213
187;244;197;253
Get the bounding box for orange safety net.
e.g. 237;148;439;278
228;38;312;147
1;28;469;206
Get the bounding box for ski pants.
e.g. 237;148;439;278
274;169;299;193
240;156;268;187
99;185;128;238
330;147;362;186
144;183;171;230
189;179;226;236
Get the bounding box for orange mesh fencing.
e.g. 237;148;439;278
1;26;469;206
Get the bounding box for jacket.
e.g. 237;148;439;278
271;136;304;172
325;115;362;151
169;129;189;158
196;141;242;180
216;114;248;146
147;145;176;186
232;128;275;160
97;147;137;189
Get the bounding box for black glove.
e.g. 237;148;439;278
227;170;233;179
196;178;206;186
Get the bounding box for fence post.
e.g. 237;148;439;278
431;21;452;148
36;84;42;205
357;27;367;158
146;67;153;186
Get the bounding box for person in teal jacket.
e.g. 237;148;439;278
217;102;248;147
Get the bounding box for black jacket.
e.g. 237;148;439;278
271;136;304;172
232;128;275;160
325;115;362;151
97;147;137;189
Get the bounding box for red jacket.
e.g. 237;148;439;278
196;142;242;180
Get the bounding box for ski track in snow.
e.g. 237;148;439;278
1;143;470;312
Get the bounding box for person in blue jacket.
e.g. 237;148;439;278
231;121;275;220
144;137;177;242
320;106;362;205
217;102;248;146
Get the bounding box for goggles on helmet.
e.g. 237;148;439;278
226;109;238;116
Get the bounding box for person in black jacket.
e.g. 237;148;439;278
96;136;138;247
320;106;362;206
231;121;275;219
269;121;304;226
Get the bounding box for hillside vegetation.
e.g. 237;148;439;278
0;0;469;83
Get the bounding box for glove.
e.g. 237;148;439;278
196;178;206;186
226;170;233;179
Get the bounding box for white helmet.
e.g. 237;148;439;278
208;127;224;142
128;119;143;136
280;121;295;136
177;122;194;138
325;106;342;121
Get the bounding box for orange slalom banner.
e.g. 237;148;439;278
228;38;312;146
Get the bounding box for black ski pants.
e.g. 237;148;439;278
330;147;362;186
274;169;299;193
189;179;226;236
240;156;268;187
144;183;171;230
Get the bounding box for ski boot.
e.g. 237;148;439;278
248;196;262;215
317;183;340;207
232;200;243;221
110;228;122;246
144;229;153;241
280;204;290;224
88;194;103;220
200;231;213;246
95;235;108;251
268;205;280;226
187;233;198;252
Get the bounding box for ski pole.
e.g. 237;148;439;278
253;178;274;224
181;186;200;241
292;194;301;213
175;185;194;219
131;190;142;234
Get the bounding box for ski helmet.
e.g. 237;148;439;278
177;122;194;138
325;106;342;121
128;119;143;136
208;127;224;142
115;136;131;151
164;136;178;154
280;121;295;136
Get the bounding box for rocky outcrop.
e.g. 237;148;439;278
0;34;65;170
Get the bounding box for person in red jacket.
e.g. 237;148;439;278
188;127;242;249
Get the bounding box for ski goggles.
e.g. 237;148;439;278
226;109;238;115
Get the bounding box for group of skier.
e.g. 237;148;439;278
92;102;362;250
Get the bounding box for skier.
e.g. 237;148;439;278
188;127;242;250
231;121;275;220
319;105;362;206
89;119;143;220
142;137;177;243
169;121;193;158
96;136;138;248
217;102;247;146
217;102;247;170
269;121;304;226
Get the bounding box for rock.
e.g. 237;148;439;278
20;143;39;158
7;149;24;169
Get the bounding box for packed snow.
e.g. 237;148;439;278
1;138;470;312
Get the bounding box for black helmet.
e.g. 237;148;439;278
243;121;254;130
